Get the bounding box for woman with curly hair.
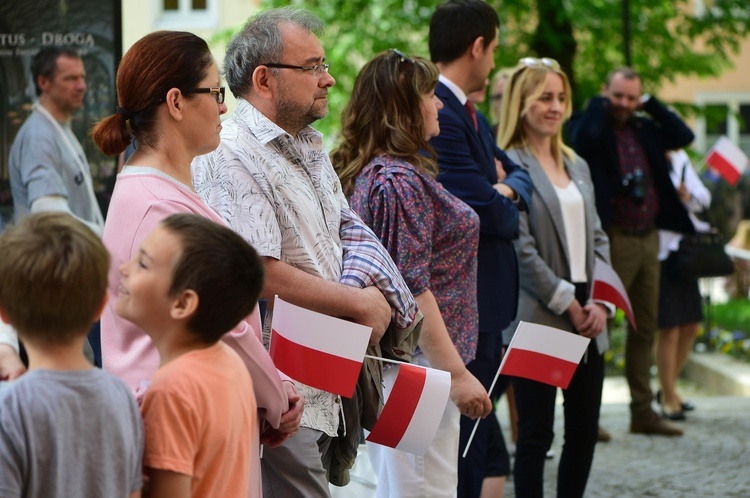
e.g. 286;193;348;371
331;50;491;497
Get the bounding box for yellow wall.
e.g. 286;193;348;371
122;0;260;112
659;36;750;153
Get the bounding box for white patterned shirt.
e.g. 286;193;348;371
192;99;345;436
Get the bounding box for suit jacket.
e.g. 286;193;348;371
566;96;694;233
431;82;532;339
501;148;611;350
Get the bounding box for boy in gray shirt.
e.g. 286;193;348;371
0;212;143;498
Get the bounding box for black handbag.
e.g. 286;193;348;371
668;230;734;280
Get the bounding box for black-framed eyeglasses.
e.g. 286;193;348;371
518;57;560;70
389;48;414;64
185;87;225;104
262;62;330;77
489;93;503;101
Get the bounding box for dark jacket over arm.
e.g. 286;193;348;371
566;95;694;233
431;82;532;338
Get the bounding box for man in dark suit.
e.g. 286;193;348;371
428;2;532;496
566;67;694;437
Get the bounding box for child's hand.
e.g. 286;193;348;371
279;381;303;435
0;344;26;381
259;427;289;448
260;382;304;447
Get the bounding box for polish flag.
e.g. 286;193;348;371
269;296;371;398
366;363;451;455
591;259;637;332
705;136;748;187
501;322;590;389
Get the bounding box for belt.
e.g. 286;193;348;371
611;224;654;237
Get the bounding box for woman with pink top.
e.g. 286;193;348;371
91;31;301;495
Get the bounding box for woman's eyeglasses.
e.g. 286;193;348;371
518;57;560;70
389;48;414;64
185;87;226;104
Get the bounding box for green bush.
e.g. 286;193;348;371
699;299;750;361
602;299;750;376
603;310;627;376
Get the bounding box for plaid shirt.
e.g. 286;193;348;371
613;125;659;230
340;206;417;330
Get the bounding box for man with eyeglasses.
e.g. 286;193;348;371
192;7;419;497
566;67;694;437
427;1;532;497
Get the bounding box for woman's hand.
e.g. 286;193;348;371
577;303;608;338
566;300;586;331
450;368;492;420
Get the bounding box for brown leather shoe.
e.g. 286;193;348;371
630;412;683;436
597;425;612;443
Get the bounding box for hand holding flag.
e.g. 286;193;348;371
366;362;451;455
463;321;590;457
591;259;637;332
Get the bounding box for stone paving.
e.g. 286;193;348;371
331;376;750;497
504;378;750;497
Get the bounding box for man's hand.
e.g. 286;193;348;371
493;182;518;202
449;369;492;420
357;286;391;346
0;344;25;381
495;158;507;182
577;303;608;338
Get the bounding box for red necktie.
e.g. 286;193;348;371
465;101;479;133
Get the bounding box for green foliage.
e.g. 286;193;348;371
603;309;627;375
706;298;750;335
229;0;750;140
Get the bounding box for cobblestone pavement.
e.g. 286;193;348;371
503;378;750;497
332;377;750;497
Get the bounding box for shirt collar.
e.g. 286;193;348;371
438;74;468;105
234;98;323;146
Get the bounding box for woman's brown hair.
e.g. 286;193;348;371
91;31;214;156
331;50;440;197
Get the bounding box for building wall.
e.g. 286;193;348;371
659;36;750;154
122;0;260;112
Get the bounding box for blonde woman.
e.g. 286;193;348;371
497;58;613;498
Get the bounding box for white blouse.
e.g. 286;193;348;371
554;181;587;283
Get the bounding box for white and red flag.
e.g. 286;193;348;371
591;259;637;332
501;321;590;389
366;363;451;455
705;136;748;187
269;296;371;398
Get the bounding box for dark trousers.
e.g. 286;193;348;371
458;331;511;498
512;339;604;498
512;283;604;498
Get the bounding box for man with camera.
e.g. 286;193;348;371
566;67;694;436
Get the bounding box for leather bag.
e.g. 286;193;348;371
669;230;734;280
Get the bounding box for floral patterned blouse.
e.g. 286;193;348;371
349;155;480;364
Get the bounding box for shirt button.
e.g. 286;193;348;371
335;397;341;404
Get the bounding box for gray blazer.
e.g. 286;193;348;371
502;147;611;351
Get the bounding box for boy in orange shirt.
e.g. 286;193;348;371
116;213;262;498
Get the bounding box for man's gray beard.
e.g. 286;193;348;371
276;98;328;134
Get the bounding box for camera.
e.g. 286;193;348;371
621;169;646;204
